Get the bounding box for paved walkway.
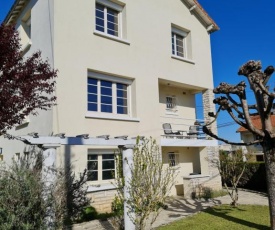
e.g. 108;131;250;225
72;189;268;230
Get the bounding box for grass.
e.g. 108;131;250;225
158;205;270;230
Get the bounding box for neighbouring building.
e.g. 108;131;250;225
2;0;221;212
237;115;275;162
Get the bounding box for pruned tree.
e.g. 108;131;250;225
0;24;57;134
203;60;275;229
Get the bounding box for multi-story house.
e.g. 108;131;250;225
2;0;221;212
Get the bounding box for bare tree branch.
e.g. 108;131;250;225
202;126;262;146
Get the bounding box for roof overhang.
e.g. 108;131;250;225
4;0;30;25
182;0;219;33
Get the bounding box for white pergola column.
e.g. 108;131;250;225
42;144;60;229
120;144;136;230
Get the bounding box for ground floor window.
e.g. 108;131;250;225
87;150;115;182
168;152;179;167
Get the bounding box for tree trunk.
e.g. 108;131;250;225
263;135;275;230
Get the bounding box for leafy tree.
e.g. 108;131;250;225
203;60;275;228
113;138;176;230
211;150;247;206
0;24;57;134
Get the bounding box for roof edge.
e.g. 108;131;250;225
182;0;219;33
4;0;30;25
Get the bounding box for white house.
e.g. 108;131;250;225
237;115;275;162
2;0;221;212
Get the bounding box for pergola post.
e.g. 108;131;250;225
120;144;136;230
42;144;60;229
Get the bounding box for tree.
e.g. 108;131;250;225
203;60;275;229
211;150;247;206
0;24;57;134
113;138;176;230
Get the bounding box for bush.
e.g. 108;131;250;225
239;162;266;192
0;148;90;229
80;206;98;222
192;186;227;200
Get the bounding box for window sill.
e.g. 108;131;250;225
94;31;130;45
21;40;32;55
87;183;116;192
166;110;178;116
86;112;140;122
171;55;195;64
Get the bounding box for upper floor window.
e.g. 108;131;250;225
171;26;193;63
87;73;130;115
166;96;177;111
95;0;124;37
171;27;187;58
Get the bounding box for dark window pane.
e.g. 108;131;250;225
117;98;127;106
103;170;115;180
88;161;98;170
88;103;97;111
101;87;112;96
101;95;112;104
107;28;118;36
101;104;112;113
88;94;97;103
103;154;114;160
117;106;128;114
117;89;127;98
88;78;97;85
117;83;127;90
88;171;98;181
107;8;118;22
102;160;115;169
88;85;97;94
101;80;112;87
96;4;104;12
96;18;105;32
88;155;98;160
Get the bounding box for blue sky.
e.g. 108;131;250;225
197;0;275;142
1;1;275;142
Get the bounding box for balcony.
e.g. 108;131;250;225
160;118;218;147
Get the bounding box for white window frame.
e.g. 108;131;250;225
87;149;116;183
171;26;195;64
171;27;187;58
95;0;123;38
87;71;132;119
168;152;179;167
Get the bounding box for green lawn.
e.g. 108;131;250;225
158;205;270;230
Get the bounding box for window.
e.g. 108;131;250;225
168;152;179;167
87;76;129;115
87;151;115;181
166;96;177;111
171;27;188;58
95;1;123;37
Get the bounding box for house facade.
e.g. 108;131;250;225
237;115;275;162
2;0;221;212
